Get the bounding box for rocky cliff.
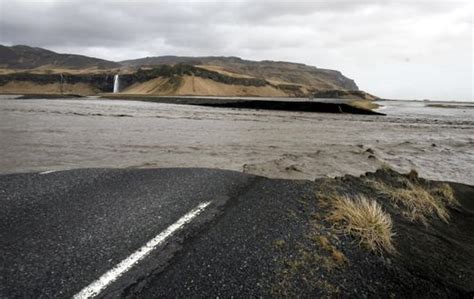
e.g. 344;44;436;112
121;56;359;91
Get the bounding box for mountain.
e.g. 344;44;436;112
0;45;374;99
0;45;120;69
121;56;359;91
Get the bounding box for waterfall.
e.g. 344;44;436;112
59;73;64;94
113;74;120;93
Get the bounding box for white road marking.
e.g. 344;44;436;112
39;170;57;175
73;201;212;299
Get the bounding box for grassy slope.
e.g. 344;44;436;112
122;75;289;97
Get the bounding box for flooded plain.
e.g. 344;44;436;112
0;96;473;184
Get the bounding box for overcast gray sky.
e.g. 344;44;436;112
0;0;472;101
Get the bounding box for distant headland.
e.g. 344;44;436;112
0;44;376;100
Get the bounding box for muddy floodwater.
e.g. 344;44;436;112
0;96;473;185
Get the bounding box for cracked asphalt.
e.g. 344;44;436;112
0;168;315;297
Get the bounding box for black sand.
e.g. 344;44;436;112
102;95;384;115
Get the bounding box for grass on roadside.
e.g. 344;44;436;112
329;195;396;254
365;171;459;225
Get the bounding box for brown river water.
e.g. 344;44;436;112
1;96;473;184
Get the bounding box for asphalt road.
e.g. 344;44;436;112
0;168;315;297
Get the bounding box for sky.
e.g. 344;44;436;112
0;0;472;101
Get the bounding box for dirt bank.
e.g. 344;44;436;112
268;168;474;297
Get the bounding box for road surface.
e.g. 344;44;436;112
0;168;315;297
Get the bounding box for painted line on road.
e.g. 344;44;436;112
39;170;58;175
73;201;212;299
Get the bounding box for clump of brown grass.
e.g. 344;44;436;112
407;169;419;181
270;246;341;296
315;235;333;252
432;183;458;207
312;235;348;265
329;195;395;254
366;175;459;224
331;248;348;265
386;182;449;224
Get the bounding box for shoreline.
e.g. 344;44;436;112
1;93;384;115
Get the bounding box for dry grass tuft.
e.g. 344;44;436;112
331;249;348;265
407;169;419;181
316;235;333;252
270;247;341;296
387;183;449;223
366;175;459;224
312;234;348;265
329;195;395;254
432;183;458;207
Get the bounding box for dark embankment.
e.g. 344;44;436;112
287;168;474;297
195;99;383;115
16;94;85;99
117;168;474;297
104;95;384;115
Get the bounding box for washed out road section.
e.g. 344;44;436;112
0;168;256;298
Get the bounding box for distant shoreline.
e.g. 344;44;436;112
1;93;383;115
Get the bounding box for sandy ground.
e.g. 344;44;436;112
122;77;176;95
123;75;288;97
0;97;473;184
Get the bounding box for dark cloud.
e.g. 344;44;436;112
0;0;471;101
